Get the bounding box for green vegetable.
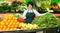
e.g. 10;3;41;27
32;13;60;28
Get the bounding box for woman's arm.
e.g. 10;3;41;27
34;10;46;16
21;10;27;19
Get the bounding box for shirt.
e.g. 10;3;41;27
21;9;46;19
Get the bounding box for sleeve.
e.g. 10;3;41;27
34;10;46;16
21;10;27;19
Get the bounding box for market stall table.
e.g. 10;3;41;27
0;27;59;33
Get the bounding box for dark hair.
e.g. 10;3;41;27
27;2;33;7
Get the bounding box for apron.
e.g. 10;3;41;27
25;10;35;23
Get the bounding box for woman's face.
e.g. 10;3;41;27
28;4;32;9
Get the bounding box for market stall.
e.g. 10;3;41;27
0;0;60;33
0;13;59;33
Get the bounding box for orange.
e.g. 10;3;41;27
8;28;10;30
5;23;9;25
0;25;3;28
11;25;14;28
15;25;18;28
14;20;18;22
55;6;58;9
3;26;7;28
13;17;16;19
11;20;14;23
0;28;2;30
3;27;6;30
14;25;18;28
52;5;55;9
13;22;16;25
0;28;3;31
8;25;11;28
9;22;13;25
2;19;7;22
13;28;17;30
10;17;13;19
0;22;4;24
6;28;10;30
7;20;11;22
8;17;11;20
10;28;13;30
0;27;3;30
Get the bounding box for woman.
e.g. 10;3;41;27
22;2;46;23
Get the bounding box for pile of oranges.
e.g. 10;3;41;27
0;14;21;31
0;14;39;31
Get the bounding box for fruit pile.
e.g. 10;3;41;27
0;14;20;31
0;14;39;31
19;23;39;30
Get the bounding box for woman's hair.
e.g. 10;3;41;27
27;2;33;7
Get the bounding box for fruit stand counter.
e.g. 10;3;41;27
0;27;59;33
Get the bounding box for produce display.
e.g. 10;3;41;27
0;0;60;32
0;0;60;13
32;13;60;28
0;14;19;31
0;13;60;31
0;14;39;31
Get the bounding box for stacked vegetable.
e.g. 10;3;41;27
32;13;60;28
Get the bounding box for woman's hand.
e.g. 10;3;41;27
43;12;50;15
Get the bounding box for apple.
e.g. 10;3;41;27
17;18;25;23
